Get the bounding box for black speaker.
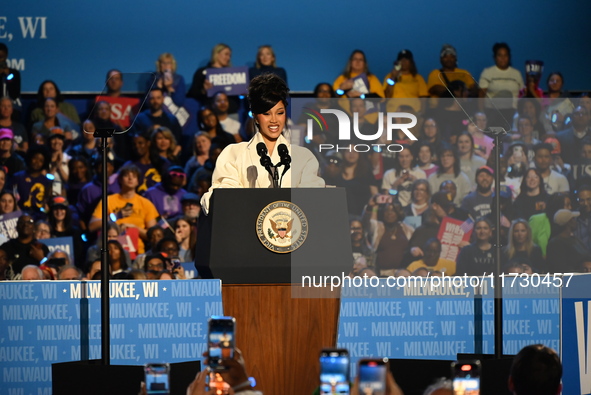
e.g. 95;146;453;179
389;356;513;395
52;359;200;395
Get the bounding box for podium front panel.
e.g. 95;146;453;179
209;188;352;284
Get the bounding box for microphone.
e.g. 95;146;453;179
256;142;277;188
277;144;291;187
257;142;272;169
278;143;291;169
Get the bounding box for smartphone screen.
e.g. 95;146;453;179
452;360;481;395
208;316;235;370
320;349;350;395
144;363;170;395
358;359;387;395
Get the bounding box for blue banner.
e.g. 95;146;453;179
0;279;222;395
561;274;591;395
337;275;560;376
38;236;74;263
206;66;249;97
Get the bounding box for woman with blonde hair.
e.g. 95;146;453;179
502;218;544;273
150;126;180;164
187;44;232;102
154;52;186;107
333;50;384;98
249;45;287;83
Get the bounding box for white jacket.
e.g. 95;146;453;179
201;132;325;214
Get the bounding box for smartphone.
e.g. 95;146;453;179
144;363;170;395
208;316;235;371
452;360;481;395
358;358;388;395
375;194;393;205
46;257;66;269
171;258;181;271
319;348;350;395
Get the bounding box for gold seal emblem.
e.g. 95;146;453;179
256;201;308;253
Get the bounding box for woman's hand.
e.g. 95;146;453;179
411;246;424;257
339;79;354;92
162;71;174;89
173;265;186;280
186;370;230;395
350;370;403;395
175;227;184;243
201;349;250;389
458;240;470;249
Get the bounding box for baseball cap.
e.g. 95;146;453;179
181;193;201;204
476;166;494;177
326;150;343;164
48;127;66;140
0;128;14;140
397;49;413;61
544;137;561;155
440;44;457;58
553;209;580;226
50;196;69;208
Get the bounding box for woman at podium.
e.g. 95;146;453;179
201;73;325;214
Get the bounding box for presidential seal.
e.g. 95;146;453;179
256;201;308;253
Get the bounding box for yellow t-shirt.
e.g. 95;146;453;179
92;193;159;253
382;73;428;112
407;258;456;276
333;72;385;98
426;67;474;95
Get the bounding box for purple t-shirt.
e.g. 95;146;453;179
9;171;53;212
144;183;187;219
123;160;171;195
76;177;121;222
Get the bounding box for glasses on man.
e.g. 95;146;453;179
169;171;186;179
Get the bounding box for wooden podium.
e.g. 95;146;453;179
206;188;351;394
222;284;340;394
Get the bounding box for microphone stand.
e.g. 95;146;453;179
271;165;279;189
485;126;507;359
437;72;509;359
95;128;115;365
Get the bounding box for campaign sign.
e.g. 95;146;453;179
351;73;370;94
337;275;559;377
38;236;75;265
206;66;249;97
0;210;21;240
437;217;473;262
0;279;222;395
181;262;197;280
561;273;591;395
95;96;141;128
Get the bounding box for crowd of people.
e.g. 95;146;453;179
0;40;590;280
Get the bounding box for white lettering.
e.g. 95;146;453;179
18;17;47;39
